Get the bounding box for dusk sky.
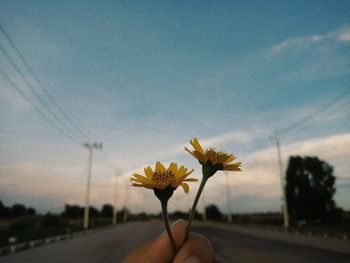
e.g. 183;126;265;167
0;1;349;214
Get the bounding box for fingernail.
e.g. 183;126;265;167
184;256;200;263
160;219;185;237
171;218;185;227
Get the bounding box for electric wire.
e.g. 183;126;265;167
0;67;81;144
277;87;350;137
96;149;120;171
0;23;89;140
288;95;350;135
0;42;84;142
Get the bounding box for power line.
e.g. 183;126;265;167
289;96;350;135
0;23;89;140
277;87;350;137
0;67;81;144
99;149;119;171
0;42;84;142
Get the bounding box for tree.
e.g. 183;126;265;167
26;207;36;215
43;213;66;226
101;204;113;218
286;156;338;224
62;205;84;219
205;204;222;221
0;201;11;218
89;206;99;217
11;204;26;217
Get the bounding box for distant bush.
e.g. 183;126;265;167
101;204;113;218
11;204;27;218
170;210;188;220
43;213;67;227
10;216;39;230
62;205;84;219
233;212;283;225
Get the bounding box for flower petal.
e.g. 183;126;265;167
180;183;189;193
223;154;236;164
155;161;166;173
168;162;178;175
224;162;242;171
144;167;153;179
185;147;197;157
131;173;148;181
191;138;205;155
193;151;208;164
183;178;198;182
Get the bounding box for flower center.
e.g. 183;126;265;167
216;151;226;158
153;171;174;183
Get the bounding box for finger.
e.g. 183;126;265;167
173;232;215;263
121;219;187;263
156;218;188;260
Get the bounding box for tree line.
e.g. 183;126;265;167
0;202;119;219
0;155;346;228
0;202;36;218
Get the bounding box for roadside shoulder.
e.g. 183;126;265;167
195;221;350;255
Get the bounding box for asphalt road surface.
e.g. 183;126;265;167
0;221;349;263
197;225;349;263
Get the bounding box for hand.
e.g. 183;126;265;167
122;219;215;263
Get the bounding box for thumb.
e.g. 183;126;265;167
173;232;215;263
156;218;188;261
122;219;187;263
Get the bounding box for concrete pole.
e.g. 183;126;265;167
276;138;289;228
83;142;102;229
83;144;93;229
112;173;119;225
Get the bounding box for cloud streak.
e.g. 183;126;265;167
268;25;350;55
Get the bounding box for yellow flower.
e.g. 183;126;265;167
185;138;242;172
130;161;197;193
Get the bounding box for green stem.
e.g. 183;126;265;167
186;176;208;238
161;199;177;253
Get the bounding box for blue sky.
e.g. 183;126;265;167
0;1;349;214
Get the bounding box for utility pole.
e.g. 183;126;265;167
224;172;233;223
112;171;121;225
83;142;102;229
270;135;289;228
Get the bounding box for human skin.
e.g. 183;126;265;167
121;219;215;263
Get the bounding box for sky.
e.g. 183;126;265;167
0;0;349;214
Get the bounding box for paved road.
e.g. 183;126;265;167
0;221;349;263
196;225;350;263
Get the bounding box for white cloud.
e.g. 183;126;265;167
197;131;251;148
264;25;350;81
268;25;350;55
1;132;349;214
0;161;82;212
170;131;252;154
338;27;350;42
0;160;141;213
